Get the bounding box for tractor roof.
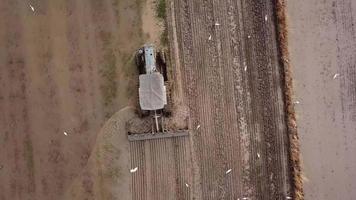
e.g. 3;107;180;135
139;73;167;110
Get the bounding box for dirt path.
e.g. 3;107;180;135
141;0;164;46
287;0;356;199
0;0;145;199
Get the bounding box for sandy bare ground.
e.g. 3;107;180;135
0;0;145;199
64;107;135;200
287;0;356;199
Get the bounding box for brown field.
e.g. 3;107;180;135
168;0;292;199
0;0;146;199
0;0;297;200
288;0;356;199
129;0;294;199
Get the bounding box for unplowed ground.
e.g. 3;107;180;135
288;0;356;199
166;0;292;199
0;0;146;199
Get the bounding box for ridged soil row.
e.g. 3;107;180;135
242;1;292;199
264;1;292;198
173;0;214;199
245;1;272;199
149;140;158;200
153;139;162;200
172;137;189;199
180;137;192;199
212;0;247;199
130;137;192;200
231;1;256;199
207;0;232;198
129;142;136;200
227;0;255;198
188;0;219;199
140;141;147;200
130;141;146;200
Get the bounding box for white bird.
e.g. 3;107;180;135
265;15;268;22
243;61;247;71
130;167;138;173
226;169;232;174
215;22;220;26
196;124;201;130
294;100;300;104
208;35;212;40
29;4;35;12
247;35;251;39
333;73;340;79
257;153;260;158
286;197;292;199
63;131;68;136
185;183;189;187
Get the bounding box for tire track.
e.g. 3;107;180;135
0;1;35;199
21;1;66;198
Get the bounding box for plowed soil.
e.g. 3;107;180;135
127;0;294;199
165;0;292;199
130;137;193;200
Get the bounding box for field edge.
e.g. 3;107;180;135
275;1;304;199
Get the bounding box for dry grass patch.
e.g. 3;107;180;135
275;1;304;199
